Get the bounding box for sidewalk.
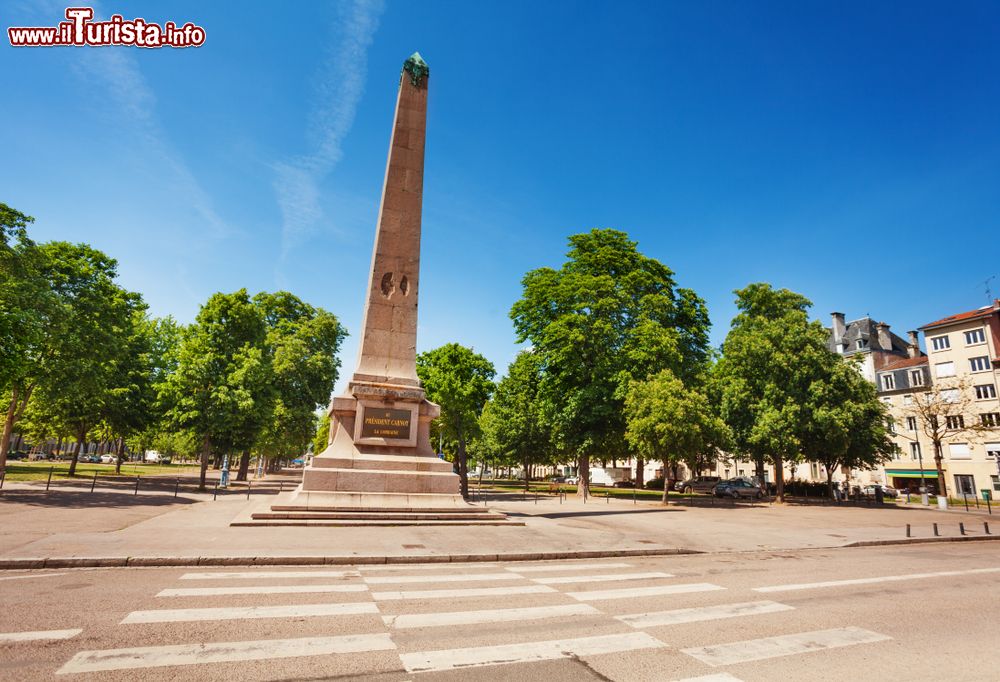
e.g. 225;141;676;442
1;484;996;568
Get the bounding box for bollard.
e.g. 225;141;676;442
279;481;284;494
134;476;140;496
91;471;98;493
607;490;610;504
174;478;180;498
985;522;991;535
959;522;966;536
213;483;218;501
963;495;969;512
0;470;4;490
633;487;636;505
46;467;54;491
933;523;939;537
988;497;992;515
906;524;911;538
247;480;252;500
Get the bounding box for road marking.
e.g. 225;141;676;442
674;675;743;682
361;564;500;571
508;562;631;573
364;572;523;584
0;628;82;642
400;632;665;673
180;570;360;580
532;571;673;585
383;603;599;629
157;584;369;597
372;585;556;601
0;572;68;581
617;600;793;628
753;567;1000;593
568;583;724;601
681;627;891;666
122;602;379;624
57;633;396;674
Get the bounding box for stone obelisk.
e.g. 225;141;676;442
252;53;504;523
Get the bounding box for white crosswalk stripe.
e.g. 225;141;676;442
507;562;632;573
158;584;369;597
681;627;891;666
0;628;82;642
568;582;724;601
399;632;666;673
122;602;379;624
180;570;360;580
383;603;599;629
531;571;673;585
373;584;556;601
57;633;396;674
752;567;1000;593
364;572;523;584
617;600;793;628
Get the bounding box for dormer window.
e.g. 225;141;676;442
857;339;869;350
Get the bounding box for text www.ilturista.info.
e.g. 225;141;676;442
8;7;205;48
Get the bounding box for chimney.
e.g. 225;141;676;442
907;330;919;358
831;312;846;353
876;322;891;351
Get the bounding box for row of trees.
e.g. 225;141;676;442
1;203;345;487
412;229;897;503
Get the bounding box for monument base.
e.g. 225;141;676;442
240;380;515;526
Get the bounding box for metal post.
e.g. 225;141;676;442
959;522;966;536
46;467;54;491
213;483;218;501
906;524;911;538
247;480;252;500
534;491;537;505
91;471;98;493
633;487;636;505
0;470;4;490
963;494;969;512
174;478;179;498
279;481;284;494
933;523;939;537
607;490;610;504
985;522;991;535
134;476;140;495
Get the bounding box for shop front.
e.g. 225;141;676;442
885;468;939;495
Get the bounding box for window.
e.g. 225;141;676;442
965;329;986;345
887;417;897;434
941;389;959;403
906;416;918;431
882;374;895;390
987;443;1000;458
982;413;1000;427
910;442;922;461
857;338;869;350
975;384;998;400
949;443;971;459
930;335;950;351
992;475;1000;492
970;356;990;372
904;394;913;405
936;361;956;378
954;474;975;495
909;370;924;387
946;415;965;429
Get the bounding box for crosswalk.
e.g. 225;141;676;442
43;560;900;679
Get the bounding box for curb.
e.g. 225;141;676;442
0;547;702;570
844;534;1000;548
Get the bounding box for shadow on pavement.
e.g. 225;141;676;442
511;508;683;519
0;489;198;509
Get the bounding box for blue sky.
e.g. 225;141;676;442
4;1;999;390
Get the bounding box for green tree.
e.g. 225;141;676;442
246;291;345;479
510;229;710;497
715;283;833;501
625;369;730;503
480;351;555;492
160;290;270;489
416;343;496;499
312;411;331;456
21;242;145;476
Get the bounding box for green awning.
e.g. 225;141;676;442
885;469;939;479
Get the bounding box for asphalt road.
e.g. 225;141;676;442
1;543;997;681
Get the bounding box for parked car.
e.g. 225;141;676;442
714;478;764;499
549;475;567;484
100;454;116;464
861;484;898;498
613;480;636;488
676;476;722;494
564;476;579;485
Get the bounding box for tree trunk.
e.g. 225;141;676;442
826;465;836;500
457;438;469;499
236;449;251;481
774;455;785;502
661;457;670;505
576;455;590;499
523;455;530;493
115;438;126;475
68;431;85;477
198;435;211;490
0;388;21;473
933;442;948;498
754;454;765;485
635;456;644;489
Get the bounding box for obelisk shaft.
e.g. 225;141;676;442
353;55;429;387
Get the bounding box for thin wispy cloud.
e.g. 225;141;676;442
273;0;385;261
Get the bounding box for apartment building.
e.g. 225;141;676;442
874;300;1000;498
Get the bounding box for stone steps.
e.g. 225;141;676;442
253;511;508;521
235;518;524;527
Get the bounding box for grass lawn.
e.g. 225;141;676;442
3;460;202;482
475;479;675;501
